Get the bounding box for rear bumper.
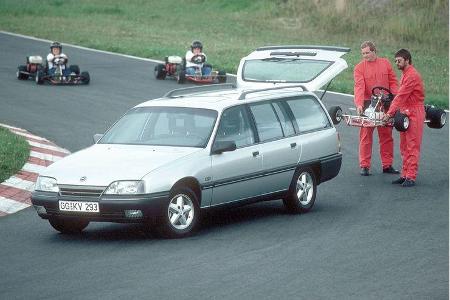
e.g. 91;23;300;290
319;153;342;184
31;191;169;223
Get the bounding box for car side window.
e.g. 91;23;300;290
249;102;284;142
286;96;331;133
272;102;295;136
215;106;255;148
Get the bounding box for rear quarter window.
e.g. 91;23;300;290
286;97;331;133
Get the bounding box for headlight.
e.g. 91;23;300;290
104;180;144;195
35;176;59;192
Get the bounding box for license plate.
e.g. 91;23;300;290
59;200;99;213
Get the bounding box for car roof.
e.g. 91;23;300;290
135;87;317;112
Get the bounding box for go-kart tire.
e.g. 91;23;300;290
393;111;409;132
425;105;446;129
218;70;227;83
81;71;90;84
69;65;80;75
177;70;186;84
17;65;28;80
35;70;44;85
328;106;342;125
154;64;166;80
283;167;317;214
156;187;200;238
48;217;89;234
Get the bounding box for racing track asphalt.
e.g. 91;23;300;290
0;32;448;299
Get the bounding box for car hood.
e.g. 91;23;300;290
41;144;202;186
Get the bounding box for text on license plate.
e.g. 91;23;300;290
59;201;99;213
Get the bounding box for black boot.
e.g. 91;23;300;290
383;166;400;174
392;177;406;184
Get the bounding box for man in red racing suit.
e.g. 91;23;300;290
383;49;425;187
354;41;399;176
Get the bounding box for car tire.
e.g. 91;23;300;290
69;65;80;75
393;111;409;132
328;106;342;125
218;70;227;83
48;217;89;234
35;70;44;84
157;187;200;238
81;71;90;84
154;64;167;80
17;65;29;80
177;70;186;84
283;167;317;213
425;105;446;129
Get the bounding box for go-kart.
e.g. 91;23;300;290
328;86;446;131
154;55;226;84
16;55;90;85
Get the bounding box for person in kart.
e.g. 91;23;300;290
46;41;71;76
185;40;212;77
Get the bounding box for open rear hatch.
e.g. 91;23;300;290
237;45;350;92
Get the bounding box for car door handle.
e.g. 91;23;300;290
252;151;260;157
290;142;297;148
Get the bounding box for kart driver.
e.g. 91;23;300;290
383;49;425;187
185;40;211;77
354;41;399;176
47;41;70;76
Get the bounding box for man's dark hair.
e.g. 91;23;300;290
395;48;412;64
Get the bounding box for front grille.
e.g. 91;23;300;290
59;185;106;198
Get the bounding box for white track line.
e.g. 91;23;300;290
21;163;47;174
27;140;70;153
10;130;50;142
0;196;30;214
29;151;63;162
2;177;35;192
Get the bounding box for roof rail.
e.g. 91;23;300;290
238;84;308;100
256;45;351;53
164;83;237;98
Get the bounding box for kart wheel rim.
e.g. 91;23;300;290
441;113;446;126
296;172;314;205
403;117;409;129
168;194;194;230
336;109;342;122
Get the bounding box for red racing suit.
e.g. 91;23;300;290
354;57;398;169
387;65;425;180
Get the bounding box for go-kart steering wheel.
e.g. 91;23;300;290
191;54;205;64
371;86;391;97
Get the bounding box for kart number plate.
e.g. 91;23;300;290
59;201;99;213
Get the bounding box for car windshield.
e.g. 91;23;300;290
99;106;218;147
242;58;332;82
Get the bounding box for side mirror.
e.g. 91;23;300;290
93;134;103;143
211;141;237;154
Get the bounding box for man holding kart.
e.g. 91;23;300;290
354;41;400;176
383;49;425;187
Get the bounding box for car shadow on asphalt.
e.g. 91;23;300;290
46;199;342;242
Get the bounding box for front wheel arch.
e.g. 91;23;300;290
171;177;202;207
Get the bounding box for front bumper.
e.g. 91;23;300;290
31;191;169;223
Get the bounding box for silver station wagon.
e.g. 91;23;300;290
32;84;343;238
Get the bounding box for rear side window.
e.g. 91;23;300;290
249;102;284;142
272;102;295;136
286;97;331;133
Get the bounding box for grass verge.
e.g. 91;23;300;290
0;0;447;107
0;127;30;183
